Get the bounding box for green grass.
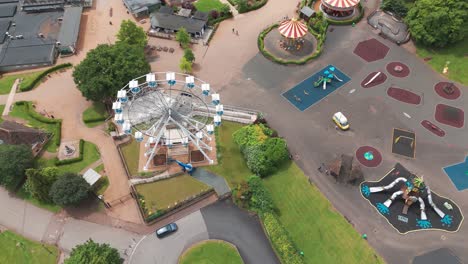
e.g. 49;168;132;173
82;102;109;128
135;175;211;211
37;141;101;174
16;185;62;213
204;121;251;187
94;163;105;173
416;40;468;85
263;162;384;264
9;103;59;153
94;176;109;195
121;139;140;176
180;240;244;264
0;71;44;95
0;230;59;264
0;105;4;121
194;0;225;12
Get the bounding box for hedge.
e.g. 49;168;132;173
262;212;305;264
83;116;108;123
19;63;72;92
248;176;275;213
15;101;62;147
238;0;268;13
325;4;364;25
54;139;84;166
208;13;233;26
258;23;327;65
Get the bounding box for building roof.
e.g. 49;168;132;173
0;120;48;146
150;12;206;34
0;39;56;67
0;0;18;3
57;6;82;47
177;8;191;17
300;6;315;17
158;5;172;14
0;4;16;18
82;168;101;186
0;20;10;44
123;0;161;13
193;11;208;21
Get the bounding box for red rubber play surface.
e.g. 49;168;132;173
435;104;464;128
355;146;382;167
434;82;461;100
353;38;390;62
387;87;421;105
361;72;387;88
421;120;445;137
386;62;410;78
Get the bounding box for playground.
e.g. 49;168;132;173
443;157;468;191
282;65;350;111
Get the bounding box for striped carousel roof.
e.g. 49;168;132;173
278;18;308;39
323;0;359;9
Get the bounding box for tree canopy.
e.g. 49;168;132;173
406;0;468;47
25;167;60;203
49;173;90;206
117;20;147;49
65;239;123;264
179;57;192;73
183;48;195;62
73;43;150;103
175;28;190;49
381;0;408;18
0;144;34;191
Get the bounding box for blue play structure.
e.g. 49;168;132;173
282;65;351;111
175;160;194;175
443;156;468;191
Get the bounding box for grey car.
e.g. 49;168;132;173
156;223;178;238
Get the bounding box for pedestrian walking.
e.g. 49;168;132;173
232;28;235;33
236;30;239;35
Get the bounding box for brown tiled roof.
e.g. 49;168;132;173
0;120;48;145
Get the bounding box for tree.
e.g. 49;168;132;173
24;167;60;203
73;43;150;103
0;144;34;191
209;10;219;19
179;57;192;73
220;3;231;16
237;0;248;13
65;239;123;264
116;20;147;49
381;0;408;18
405;0;468;47
175;27;190;49
183;48;195;62
49;173;90;206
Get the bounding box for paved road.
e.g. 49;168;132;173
201;200;280;264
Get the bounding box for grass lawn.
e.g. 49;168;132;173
37;141;100;174
121;139;140;176
0;230;59;264
264;162;384;264
82;102;109;128
416;40;468;85
180;240;244;264
16;185;61;213
0;71;43;95
94;163;105;173
194;0;225;12
204;121;251;187
94;176;109;195
135;175;211;211
0;105;4;121
9;103;59;153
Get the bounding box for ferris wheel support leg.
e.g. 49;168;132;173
170;117;212;150
143;116;171;170
180;115;213;141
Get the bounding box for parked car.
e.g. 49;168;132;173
332;112;350;130
156;223;178;238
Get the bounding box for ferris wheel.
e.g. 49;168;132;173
113;72;223;171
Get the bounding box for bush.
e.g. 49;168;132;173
243;137;289;177
262;212;304;264
49;173;90;206
381;0;408;18
19;63;72;92
247;176;275;213
233;180;251;208
0;144;34;191
233;124;272;151
210;10;219;19
65;239;123;264
237;0;267;13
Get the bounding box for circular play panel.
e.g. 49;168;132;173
356;146;382;167
386;62;410;78
361;71;387;88
387;87;421;105
435;104;464;128
434;82;461;100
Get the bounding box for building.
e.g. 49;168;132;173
21;0;91;12
0;120;50;156
57;6;82;55
123;0;161;17
299;6;315;21
150;9;208;38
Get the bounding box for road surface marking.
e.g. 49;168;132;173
403;112;411;118
349;89;356;94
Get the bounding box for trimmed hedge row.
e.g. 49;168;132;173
54;139;84;166
208;13;233;26
83;116;108;123
15;101;62;147
238;0;268;13
258;23;327;65
326;4;364;25
19;63;72;92
262;212;305;264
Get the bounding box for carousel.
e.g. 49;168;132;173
278;18;308;51
320;0;360;20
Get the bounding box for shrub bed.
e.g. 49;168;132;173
19;63;72;92
238;0;268;13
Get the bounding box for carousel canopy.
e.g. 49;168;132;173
278;18;308;39
323;0;359;10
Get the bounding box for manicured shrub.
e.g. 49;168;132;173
247;176;275;213
233;124;271;151
210;10;219;19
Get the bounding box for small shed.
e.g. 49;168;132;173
83;168;102;186
300;6;315;21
